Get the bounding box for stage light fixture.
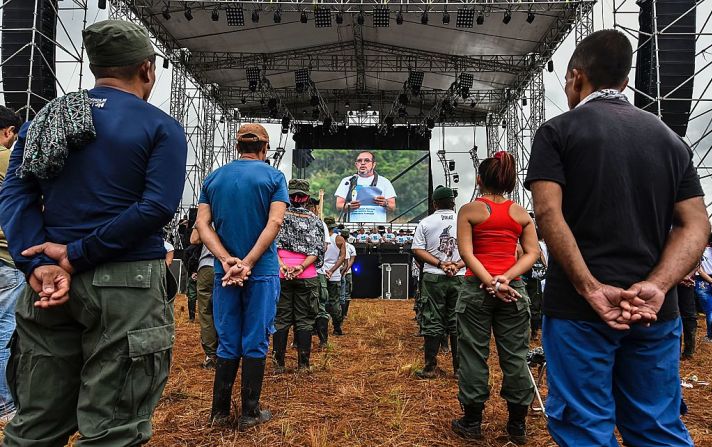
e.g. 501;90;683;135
456;8;474;27
427;118;435;129
295;68;310;93
281;116;291;133
162;5;171;20
421;11;428;25
300;10;308;23
547;60;554;72
241;97;246;104
234;110;240;120
407;71;425;95
442;11;450;24
374;7;390;27
460;73;473;98
396;10;404;25
367;101;372;110
315;8;332;27
184;7;193;21
470;100;476;108
527;11;535;23
503;10;511;24
219;116;225;124
226;6;245;26
476;12;484;25
273;10;282;23
251;10;260;23
246;67;261;92
212;8;220;22
98;0;106;9
452;188;458;198
453;174;460;183
501;120;507;128
448;160;456;171
335;11;344;24
162;57;169;69
345;101;350;109
357;11;365;25
522;97;528;106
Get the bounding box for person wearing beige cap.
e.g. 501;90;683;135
0;19;187;446
195;122;289;429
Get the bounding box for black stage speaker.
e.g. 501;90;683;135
351;255;383;298
188;206;199;229
635;0;695;137
1;0;58;118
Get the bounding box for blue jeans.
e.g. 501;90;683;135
212;274;279;359
0;264;24;416
694;279;712;338
543;316;692;447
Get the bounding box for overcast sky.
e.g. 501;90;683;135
13;0;712;211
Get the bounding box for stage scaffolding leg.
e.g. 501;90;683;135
486;116;501;157
575;2;594;44
506;100;525;206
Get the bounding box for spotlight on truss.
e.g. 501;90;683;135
295;68;311;93
407;71;425;95
396;10;404;25
246;67;261;92
211;8;219;22
251;9;260;23
456;8;474;27
476;12;484;25
162;5;171;20
274;10;282;23
336;11;344;24
226;6;245;26
315;7;332;27
421;11;428;25
442;11;450;24
374;7;390;27
460;73;474;98
357;11;365;26
527;11;535;23
503;10;512;24
184;7;193;21
300;10;308;23
547;60;554;72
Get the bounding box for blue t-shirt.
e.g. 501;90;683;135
199;159;289;276
0;86;187;274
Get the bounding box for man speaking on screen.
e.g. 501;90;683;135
335;151;396;223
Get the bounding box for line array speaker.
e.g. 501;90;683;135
635;0;695;137
2;0;58;119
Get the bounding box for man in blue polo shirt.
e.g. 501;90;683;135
196;123;289;430
0;20;186;445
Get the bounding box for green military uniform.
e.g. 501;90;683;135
186;277;197;320
196;265;218;359
420;273;464;336
4;260;174;446
276;278;319;332
317;273;329;320
456;277;534;407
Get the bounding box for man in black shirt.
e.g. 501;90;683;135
525;30;708;446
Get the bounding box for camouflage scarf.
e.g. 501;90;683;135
17;90;96;179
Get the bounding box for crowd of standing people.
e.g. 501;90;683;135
0;20;707;447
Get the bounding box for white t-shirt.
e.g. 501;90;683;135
164;241;174;253
323;233;342;282
356;233;370;243
345;243;356;274
539;241;548;264
384;232;396;242
369;233;382;243
317;222;332;274
701;246;712;274
396;235;407;244
412;210;465;276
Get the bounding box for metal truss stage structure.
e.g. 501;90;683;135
1;0;710;216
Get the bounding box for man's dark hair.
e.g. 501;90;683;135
567;29;632;89
434;198;455;210
237;140;266;154
0;106;21;132
90;55;157;81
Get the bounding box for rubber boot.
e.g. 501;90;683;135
342;300;351;319
316;317;329;348
682;317;697;359
333;318;344;336
271;328;289;373
210;357;239;424
415;336;440;379
451;403;484;440
440;334;450;354
450;334;459;375
238;357;272;431
506;402;528;445
296;329;312;370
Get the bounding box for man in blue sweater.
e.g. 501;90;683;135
0;20;187;446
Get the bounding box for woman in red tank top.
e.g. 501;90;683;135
451;151;540;445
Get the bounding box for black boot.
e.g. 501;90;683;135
296;329;312;370
188;298;196;321
682;317;697;359
451;403;484;440
210;357;239;424
238;357;272;431
440;334;450;354
506;402;528;445
341;300;351;319
271;328;289;373
333;318;344;336
316;317;329;348
450;334;459;375
415;336;441;379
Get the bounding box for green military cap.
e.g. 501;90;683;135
432;185;455;201
341;229;351;239
324;217;336;227
83;20;156;67
288;178;310;195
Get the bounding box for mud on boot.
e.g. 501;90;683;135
506;402;528;445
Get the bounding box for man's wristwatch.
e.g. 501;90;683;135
437;261;443;270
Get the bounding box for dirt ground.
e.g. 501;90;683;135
144;296;712;446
